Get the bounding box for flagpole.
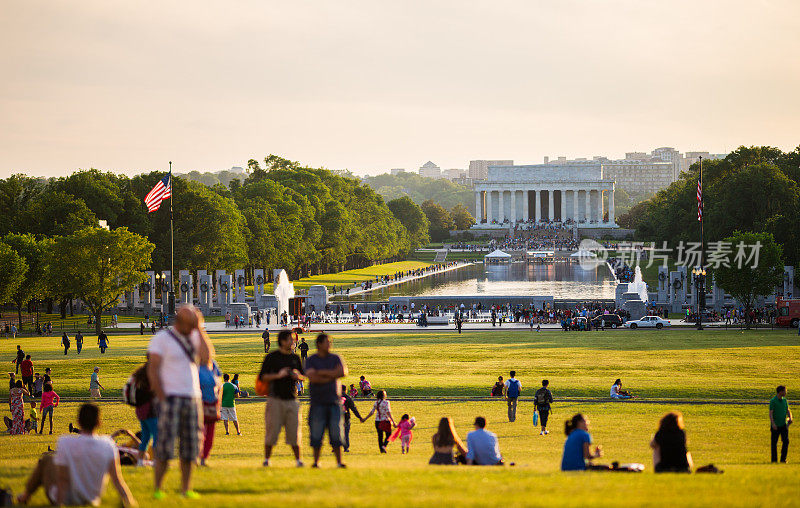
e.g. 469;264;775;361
697;156;704;330
169;161;175;317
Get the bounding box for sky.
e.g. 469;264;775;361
1;0;799;178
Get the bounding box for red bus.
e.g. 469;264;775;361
776;297;800;327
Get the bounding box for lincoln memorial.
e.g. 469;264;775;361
473;163;617;226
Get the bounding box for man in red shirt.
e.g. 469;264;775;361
20;355;34;393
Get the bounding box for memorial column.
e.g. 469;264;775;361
498;189;505;222
522;190;529;221
475;191;482;222
572;190;578;221
510;189;517;223
560;190;567;222
547;190;554;222
584;189;591;222
534;190;541;222
486;191;493;223
609;187;615;224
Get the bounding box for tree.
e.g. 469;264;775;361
0;241;27;308
0;174;44;236
363;172;474;211
450;203;476;230
421;199;455;242
131;174;248;272
47;227;154;334
3;234;48;326
714;231;784;328
387;196;430;254
18;190;97;236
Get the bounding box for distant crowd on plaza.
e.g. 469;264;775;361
490;223;579;251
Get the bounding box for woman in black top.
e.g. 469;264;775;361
650;411;693;473
429;417;467;465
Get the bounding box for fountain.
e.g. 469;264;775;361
629;266;649;302
273;269;295;319
619;266;648;319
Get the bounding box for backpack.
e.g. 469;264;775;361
122;365;150;406
122;374;140;406
536;388;549;406
507;379;520;398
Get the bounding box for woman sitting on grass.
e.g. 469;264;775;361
610;379;633;399
650;411;693;473
561;414;603;471
429;417;467;465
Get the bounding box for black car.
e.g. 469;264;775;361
591;314;623;329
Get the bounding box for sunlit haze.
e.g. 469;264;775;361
1;0;798;178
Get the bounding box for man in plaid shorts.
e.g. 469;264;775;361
147;305;214;500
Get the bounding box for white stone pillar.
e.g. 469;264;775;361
510;190;517;223
498;190;505;222
572;190;578;221
522;190;529;221
609;188;615;224
475;191;482;222
599;190;605;222
560;190;567;222
534;190;541;222
486;191;493;223
548;190;554;222
584;190;590;222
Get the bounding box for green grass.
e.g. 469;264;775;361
410;250;486;262
288;261;431;291
1;329;798;506
7;329;797;400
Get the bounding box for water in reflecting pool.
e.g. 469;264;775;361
347;262;617;301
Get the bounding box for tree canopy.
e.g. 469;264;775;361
625;145;800;274
47;227;154;333
714;231;784;326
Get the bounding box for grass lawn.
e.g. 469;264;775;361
288;261;432;291
1;329;798;506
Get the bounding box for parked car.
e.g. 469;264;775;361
626;316;671;329
572;316;588;331
591;314;624;329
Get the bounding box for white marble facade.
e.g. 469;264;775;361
473;164;616;225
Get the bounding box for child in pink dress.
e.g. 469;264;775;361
397;414;416;454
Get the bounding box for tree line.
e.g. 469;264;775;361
618;145;800;309
0;155;443;327
618;145;800;270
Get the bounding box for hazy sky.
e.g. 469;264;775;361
2;1;799;178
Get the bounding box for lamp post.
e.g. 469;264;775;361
692;266;706;330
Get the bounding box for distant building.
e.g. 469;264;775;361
419;161;442;179
682;151;710;173
468;160;514;180
443;168;467;180
540;147;727;195
600;160;675;195
230;166;245;174
651;147;683;180
390;168;406;175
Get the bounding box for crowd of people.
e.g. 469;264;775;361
490;223;579;252
5;306;795;505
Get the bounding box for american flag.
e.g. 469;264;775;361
144;173;171;213
696;177;702;222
